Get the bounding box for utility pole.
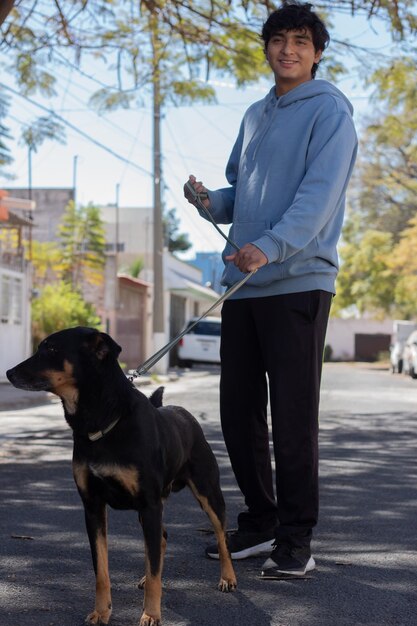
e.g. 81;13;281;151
151;21;166;372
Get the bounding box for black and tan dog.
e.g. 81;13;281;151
6;326;236;625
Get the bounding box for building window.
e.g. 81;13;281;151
0;274;22;325
1;275;10;323
12;277;23;324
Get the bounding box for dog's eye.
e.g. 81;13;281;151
42;343;58;354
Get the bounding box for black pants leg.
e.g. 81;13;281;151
220;290;332;536
220;297;278;532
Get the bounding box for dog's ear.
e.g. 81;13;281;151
88;332;122;360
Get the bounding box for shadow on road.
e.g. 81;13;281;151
0;403;416;625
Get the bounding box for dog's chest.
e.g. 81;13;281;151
74;460;141;509
89;462;140;494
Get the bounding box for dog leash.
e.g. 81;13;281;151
130;183;257;379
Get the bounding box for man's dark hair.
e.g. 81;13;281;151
261;2;330;78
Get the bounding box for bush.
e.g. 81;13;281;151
31;281;101;347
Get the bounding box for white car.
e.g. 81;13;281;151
177;316;221;366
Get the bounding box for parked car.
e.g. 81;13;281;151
390;340;405;374
177;316;221;366
402;330;417;379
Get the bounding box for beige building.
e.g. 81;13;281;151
5;188;74;242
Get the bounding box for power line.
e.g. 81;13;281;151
0;82;153;178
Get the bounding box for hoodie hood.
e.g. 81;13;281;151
263;79;354;114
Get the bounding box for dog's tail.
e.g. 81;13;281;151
149;386;164;408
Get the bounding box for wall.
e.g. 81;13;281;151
0;266;31;379
5;188;74;241
325;318;393;361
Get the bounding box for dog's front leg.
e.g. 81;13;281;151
83;498;112;625
138;504;164;626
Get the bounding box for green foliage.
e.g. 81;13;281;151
58;201;106;290
336;50;417;318
32;282;101;346
14;53;57;97
28;240;64;287
24;203;106;345
20;115;66;152
0;88;13;174
127;257;144;278
388;215;417;318
5;0;411;114
163;207;192;254
335;228;396;317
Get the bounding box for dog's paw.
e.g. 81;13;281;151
139;611;161;626
218;577;237;593
85;608;111;624
137;575;146;589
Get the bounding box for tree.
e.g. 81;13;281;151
163;207;192;254
334;226;396;317
59;201;106;291
0;1;14;28
25;204;105;344
2;2;415;109
352;59;417;240
388;215;417;319
28;240;64;288
335;56;417;318
0;90;12;177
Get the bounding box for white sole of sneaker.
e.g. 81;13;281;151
261;556;316;576
207;538;275;560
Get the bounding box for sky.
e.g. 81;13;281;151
1;9;394;259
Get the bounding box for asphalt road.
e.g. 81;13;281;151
0;363;416;626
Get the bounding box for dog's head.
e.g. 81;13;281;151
6;327;122;411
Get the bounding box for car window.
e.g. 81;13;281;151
187;321;221;336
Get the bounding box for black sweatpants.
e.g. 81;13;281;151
220;290;332;539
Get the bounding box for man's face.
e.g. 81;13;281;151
266;27;322;95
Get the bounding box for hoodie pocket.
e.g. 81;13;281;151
221;220;284;287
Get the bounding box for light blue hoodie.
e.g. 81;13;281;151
204;79;358;298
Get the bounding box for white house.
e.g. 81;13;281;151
0;193;35;380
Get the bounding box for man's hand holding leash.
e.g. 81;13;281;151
226;244;268;274
185;174;267;274
184;174;210;208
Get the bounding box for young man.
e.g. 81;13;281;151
184;1;357;578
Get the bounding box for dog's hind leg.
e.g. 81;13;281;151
138;503;165;626
187;476;237;592
83;499;112;625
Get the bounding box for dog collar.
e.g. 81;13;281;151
88;417;121;442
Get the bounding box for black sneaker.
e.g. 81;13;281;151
261;541;315;578
205;529;275;560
